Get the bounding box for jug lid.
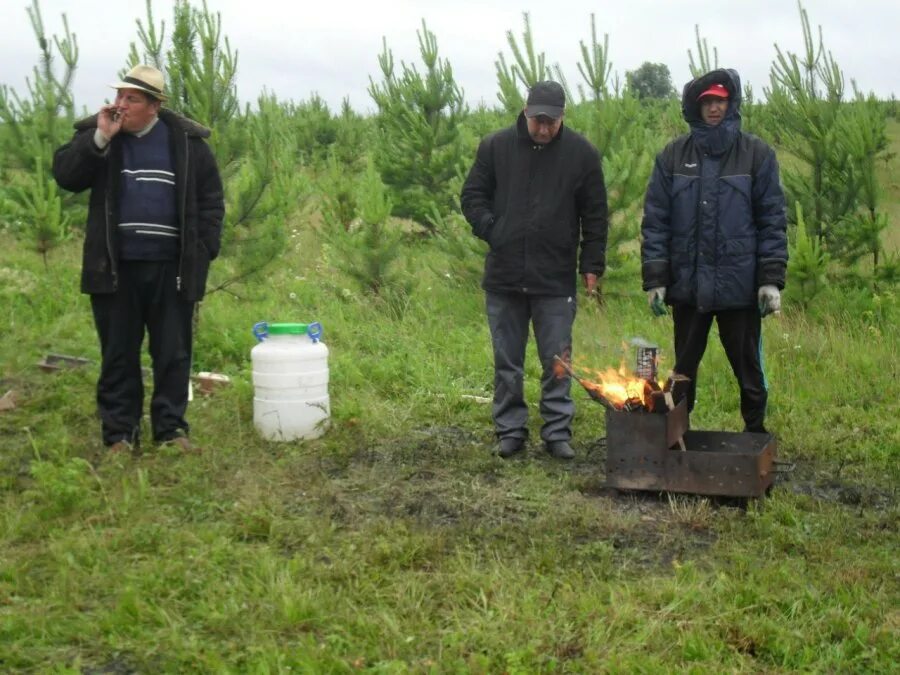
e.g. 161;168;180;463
268;323;310;335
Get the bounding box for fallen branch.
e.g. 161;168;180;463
553;355;618;411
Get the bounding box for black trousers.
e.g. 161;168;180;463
485;291;576;443
90;261;195;446
672;304;768;432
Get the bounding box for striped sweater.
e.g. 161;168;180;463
118;119;179;260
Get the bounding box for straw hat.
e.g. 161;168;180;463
109;64;168;102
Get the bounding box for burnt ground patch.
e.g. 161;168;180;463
781;459;897;511
286;427;726;572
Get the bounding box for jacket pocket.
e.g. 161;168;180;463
718;175;753;230
487;215;506;249
724;236;756;255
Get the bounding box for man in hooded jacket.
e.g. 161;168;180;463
641;69;787;433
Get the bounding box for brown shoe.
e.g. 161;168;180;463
107;439;134;455
163;435;201;454
108;440;138;456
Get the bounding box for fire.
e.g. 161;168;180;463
580;366;656;409
553;352;673;413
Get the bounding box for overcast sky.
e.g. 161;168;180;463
1;0;897;115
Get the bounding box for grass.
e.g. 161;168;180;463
1;219;897;672
1;128;899;670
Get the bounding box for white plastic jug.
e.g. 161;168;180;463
251;321;330;440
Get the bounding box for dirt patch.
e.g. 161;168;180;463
609;525;719;570
787;479;895;509
289;429;894;575
781;460;896;511
81;656;141;675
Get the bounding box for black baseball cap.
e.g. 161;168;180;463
525;81;565;119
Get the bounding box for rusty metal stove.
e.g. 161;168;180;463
553;352;778;498
604;400;777;498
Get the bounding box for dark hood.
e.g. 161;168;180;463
681;68;742;155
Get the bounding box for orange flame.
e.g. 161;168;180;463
580;365;658;409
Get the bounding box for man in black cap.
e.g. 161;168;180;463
461;81;608;460
641;69;787;434
53;65;225;454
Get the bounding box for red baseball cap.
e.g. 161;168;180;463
697;83;729;100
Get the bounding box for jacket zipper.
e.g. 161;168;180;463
177;131;189;292
105;155;117;290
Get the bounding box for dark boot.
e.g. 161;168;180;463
497;437;525;459
545;440;575;460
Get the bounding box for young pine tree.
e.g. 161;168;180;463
786;202;829;309
323;159;409;302
368;20;467;231
495;12;550;115
561;21;663;290
0;0;79;261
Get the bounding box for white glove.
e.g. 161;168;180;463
758;285;781;317
647;287;667;316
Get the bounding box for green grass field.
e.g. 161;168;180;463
1;143;898;671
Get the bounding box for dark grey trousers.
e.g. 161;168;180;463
485;291;576;443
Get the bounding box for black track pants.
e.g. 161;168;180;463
672;304;768;432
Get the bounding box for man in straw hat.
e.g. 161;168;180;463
641;69;787;434
53;65;225;454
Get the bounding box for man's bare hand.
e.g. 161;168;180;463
583;272;598;295
97;104;122;141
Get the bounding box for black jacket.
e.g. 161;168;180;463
641;69;787;312
461;113;608;296
52;109;225;302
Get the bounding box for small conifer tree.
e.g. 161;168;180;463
786;202;829;308
207;94;309;296
3;151;71;266
766;1;891;273
495;12;550;115
0;0;79;260
323;159;408;301
368;20;466;231
560;20;663;287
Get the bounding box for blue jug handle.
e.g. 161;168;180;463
252;321;268;342
308;322;323;343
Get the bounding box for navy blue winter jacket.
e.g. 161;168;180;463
641;69;787;312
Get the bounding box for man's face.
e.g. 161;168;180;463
525;111;563;144
699;96;727;126
114;88;160;132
